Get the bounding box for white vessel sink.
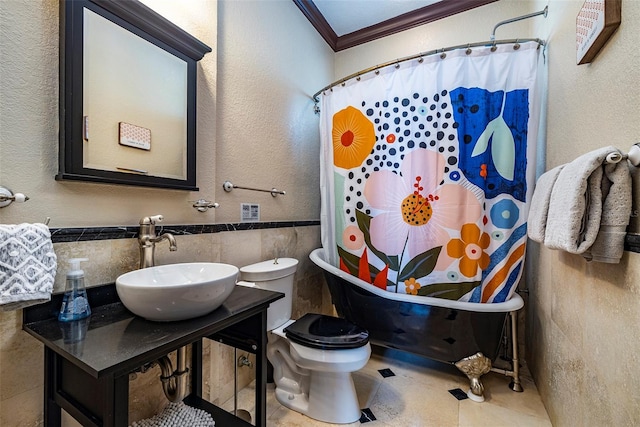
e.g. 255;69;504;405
116;263;239;321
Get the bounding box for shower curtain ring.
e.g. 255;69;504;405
491;41;498;52
440;49;447;59
395;61;400;69
466;44;472;55
513;39;520;50
418;57;423;63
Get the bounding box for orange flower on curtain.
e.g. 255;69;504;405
446;223;491;278
404;277;421;295
332;106;375;169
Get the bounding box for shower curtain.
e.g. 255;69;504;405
319;41;546;303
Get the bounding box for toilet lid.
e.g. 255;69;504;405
284;313;369;350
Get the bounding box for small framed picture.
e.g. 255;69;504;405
576;0;621;65
119;122;151;151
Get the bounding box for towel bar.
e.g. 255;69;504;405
0;186;29;208
222;181;286;197
192;199;220;212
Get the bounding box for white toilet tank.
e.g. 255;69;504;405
239;258;298;330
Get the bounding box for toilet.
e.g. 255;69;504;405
239;258;371;424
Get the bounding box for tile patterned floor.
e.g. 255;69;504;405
222;346;552;426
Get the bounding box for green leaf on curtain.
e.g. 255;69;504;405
398;247;441;282
355;209;399;271
337;246;359;276
416;281;481;300
490;117;516;180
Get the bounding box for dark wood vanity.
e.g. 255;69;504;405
23;284;282;427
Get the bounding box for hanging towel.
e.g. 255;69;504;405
544;146;631;261
527;164;565;243
583;157;632;263
0;223;57;311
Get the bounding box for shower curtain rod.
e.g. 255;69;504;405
312;38;544;103
312;5;549;104
491;6;548;40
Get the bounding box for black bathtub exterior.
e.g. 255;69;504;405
323;270;507;364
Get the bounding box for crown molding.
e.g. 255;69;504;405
294;0;499;52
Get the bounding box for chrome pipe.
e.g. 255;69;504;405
489;310;523;392
158;346;189;402
233;348;252;422
491;6;549;40
509;310;523;392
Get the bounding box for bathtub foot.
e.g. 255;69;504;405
455;352;491;402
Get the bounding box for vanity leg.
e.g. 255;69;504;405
101;374;129;427
44;348;61;427
255;310;268;427
192;339;203;397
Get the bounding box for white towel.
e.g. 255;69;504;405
527;164;564;243
0;223;57;311
544;146;631;261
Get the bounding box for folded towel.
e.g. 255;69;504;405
583;157;632;263
0;223;57;311
544;146;631;262
527;164;564;243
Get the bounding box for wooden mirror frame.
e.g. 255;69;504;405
57;0;211;190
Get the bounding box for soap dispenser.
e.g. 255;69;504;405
58;258;91;322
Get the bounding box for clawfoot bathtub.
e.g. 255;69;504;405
310;248;524;402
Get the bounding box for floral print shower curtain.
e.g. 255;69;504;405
319;42;545;303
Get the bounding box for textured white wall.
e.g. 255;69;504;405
0;0;331;228
215;0;333;223
525;0;640;425
335;1;537;78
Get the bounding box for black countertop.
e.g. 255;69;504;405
23;284;283;379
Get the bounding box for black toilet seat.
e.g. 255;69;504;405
284;313;369;350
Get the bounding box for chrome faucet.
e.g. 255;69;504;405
138;215;177;269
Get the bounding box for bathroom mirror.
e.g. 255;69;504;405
57;0;211;190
